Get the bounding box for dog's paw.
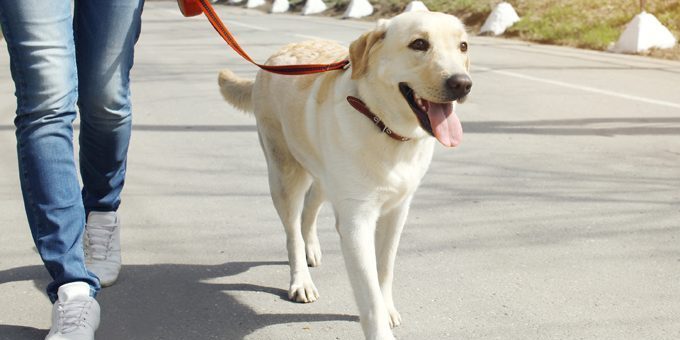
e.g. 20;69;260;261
288;276;319;303
305;241;322;267
388;307;402;328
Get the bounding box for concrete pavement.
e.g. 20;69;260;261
1;2;679;339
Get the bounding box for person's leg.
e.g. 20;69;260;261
75;0;144;287
76;0;144;213
0;0;99;303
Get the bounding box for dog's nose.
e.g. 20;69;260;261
446;74;473;99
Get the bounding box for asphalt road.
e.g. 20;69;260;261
1;2;679;340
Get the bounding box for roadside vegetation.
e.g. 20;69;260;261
319;0;680;60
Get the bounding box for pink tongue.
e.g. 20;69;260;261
426;101;462;147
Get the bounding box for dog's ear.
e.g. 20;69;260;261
349;24;388;79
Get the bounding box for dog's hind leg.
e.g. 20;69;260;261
259;132;319;303
301;181;324;267
376;196;413;329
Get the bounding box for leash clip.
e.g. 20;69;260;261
342;61;351;70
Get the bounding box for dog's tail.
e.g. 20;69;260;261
218;69;254;113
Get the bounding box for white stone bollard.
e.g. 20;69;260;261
480;2;520;36
610;12;677;53
343;0;373;19
246;0;265;9
302;0;328;15
271;0;290;13
403;1;429;13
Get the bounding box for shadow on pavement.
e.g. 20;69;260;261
0;261;358;340
0;325;44;340
2;117;679;135
464;117;680;136
0;125;258;133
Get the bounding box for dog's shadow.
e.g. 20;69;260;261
0;261;358;340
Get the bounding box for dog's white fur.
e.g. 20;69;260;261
218;11;470;340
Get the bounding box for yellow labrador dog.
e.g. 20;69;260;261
218;10;471;340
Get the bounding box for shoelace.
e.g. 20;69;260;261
56;299;92;333
85;225;116;261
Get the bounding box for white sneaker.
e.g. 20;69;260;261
84;211;121;287
45;282;100;340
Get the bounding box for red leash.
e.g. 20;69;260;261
178;0;350;75
178;1;409;142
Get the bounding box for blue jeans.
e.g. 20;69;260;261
0;0;144;303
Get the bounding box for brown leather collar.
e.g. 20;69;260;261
346;96;410;142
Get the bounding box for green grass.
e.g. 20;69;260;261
327;0;680;58
503;1;646;50
504;3;628;50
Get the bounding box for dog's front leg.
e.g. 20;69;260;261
376;196;412;328
336;202;395;340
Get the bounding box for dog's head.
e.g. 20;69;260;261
349;11;471;147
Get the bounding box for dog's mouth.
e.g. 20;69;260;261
398;83;462;147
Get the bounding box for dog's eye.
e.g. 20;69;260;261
408;39;430;51
460;42;468;52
